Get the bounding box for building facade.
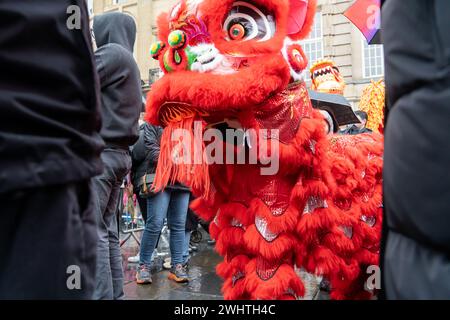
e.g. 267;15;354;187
314;0;384;106
91;0;175;85
91;0;384;107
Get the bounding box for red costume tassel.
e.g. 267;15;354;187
152;117;211;198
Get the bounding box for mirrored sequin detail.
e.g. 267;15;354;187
361;193;370;203
303;196;328;214
309;140;317;154
333;198;352;211
255;216;279;242
232;271;245;287
361;215;376;227
256;257;280;281
231;218;244;229
285;288;298;299
213;211;220;226
339;225;353;239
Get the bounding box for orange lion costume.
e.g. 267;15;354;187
146;0;383;300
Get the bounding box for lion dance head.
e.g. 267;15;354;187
310;59;346;95
145;1;384;301
146;0;318;195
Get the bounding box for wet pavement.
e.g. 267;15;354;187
121;230;223;300
120;228;331;300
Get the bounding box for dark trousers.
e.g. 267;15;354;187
93;148;131;300
0;181;97;299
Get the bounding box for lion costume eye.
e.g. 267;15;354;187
223;1;276;42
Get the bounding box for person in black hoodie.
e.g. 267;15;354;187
92;12;141;300
382;0;450;299
0;0;103;299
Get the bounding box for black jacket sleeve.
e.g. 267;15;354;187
144;124;163;164
131;126;147;165
94;43;141;147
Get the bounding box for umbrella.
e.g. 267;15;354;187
344;0;381;45
308;90;361;131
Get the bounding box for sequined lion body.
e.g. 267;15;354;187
146;0;383;300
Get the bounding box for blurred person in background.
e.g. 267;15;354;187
340;111;372;135
92;12;141;300
131;119;150;223
129;119;153;264
382;0;450;299
135;123;191;285
0;0;103;299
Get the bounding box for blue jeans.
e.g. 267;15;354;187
139;189;189;267
183;231;191;265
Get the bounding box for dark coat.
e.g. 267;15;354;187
0;0;104;194
382;0;450;299
135;122;189;192
340;125;372;135
131;123;162;188
93;12;141;148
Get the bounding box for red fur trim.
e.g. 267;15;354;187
145;54;291;125
249;199;298;234
245;260;305;299
354;249;379;267
244;225;296;261
217;255;251;300
157;12;170;43
209;220;221;240
152;117;211;197
329;268;374;300
322;226;357;255
218;202;254;227
217;255;250;279
216;227;246;256
190;197;215;222
301;245;344;276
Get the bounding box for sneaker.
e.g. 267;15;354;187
207;239;216;245
136;265;152;285
189;244;198;252
168;264;189;283
128;253;140;263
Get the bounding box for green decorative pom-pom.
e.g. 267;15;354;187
150;41;165;59
168;30;187;49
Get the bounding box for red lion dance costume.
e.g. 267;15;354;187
146;0;383;300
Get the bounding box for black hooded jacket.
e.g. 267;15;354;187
93;12;141;149
0;0;104;194
382;0;450;299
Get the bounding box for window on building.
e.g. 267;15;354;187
362;40;384;78
301;12;324;81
